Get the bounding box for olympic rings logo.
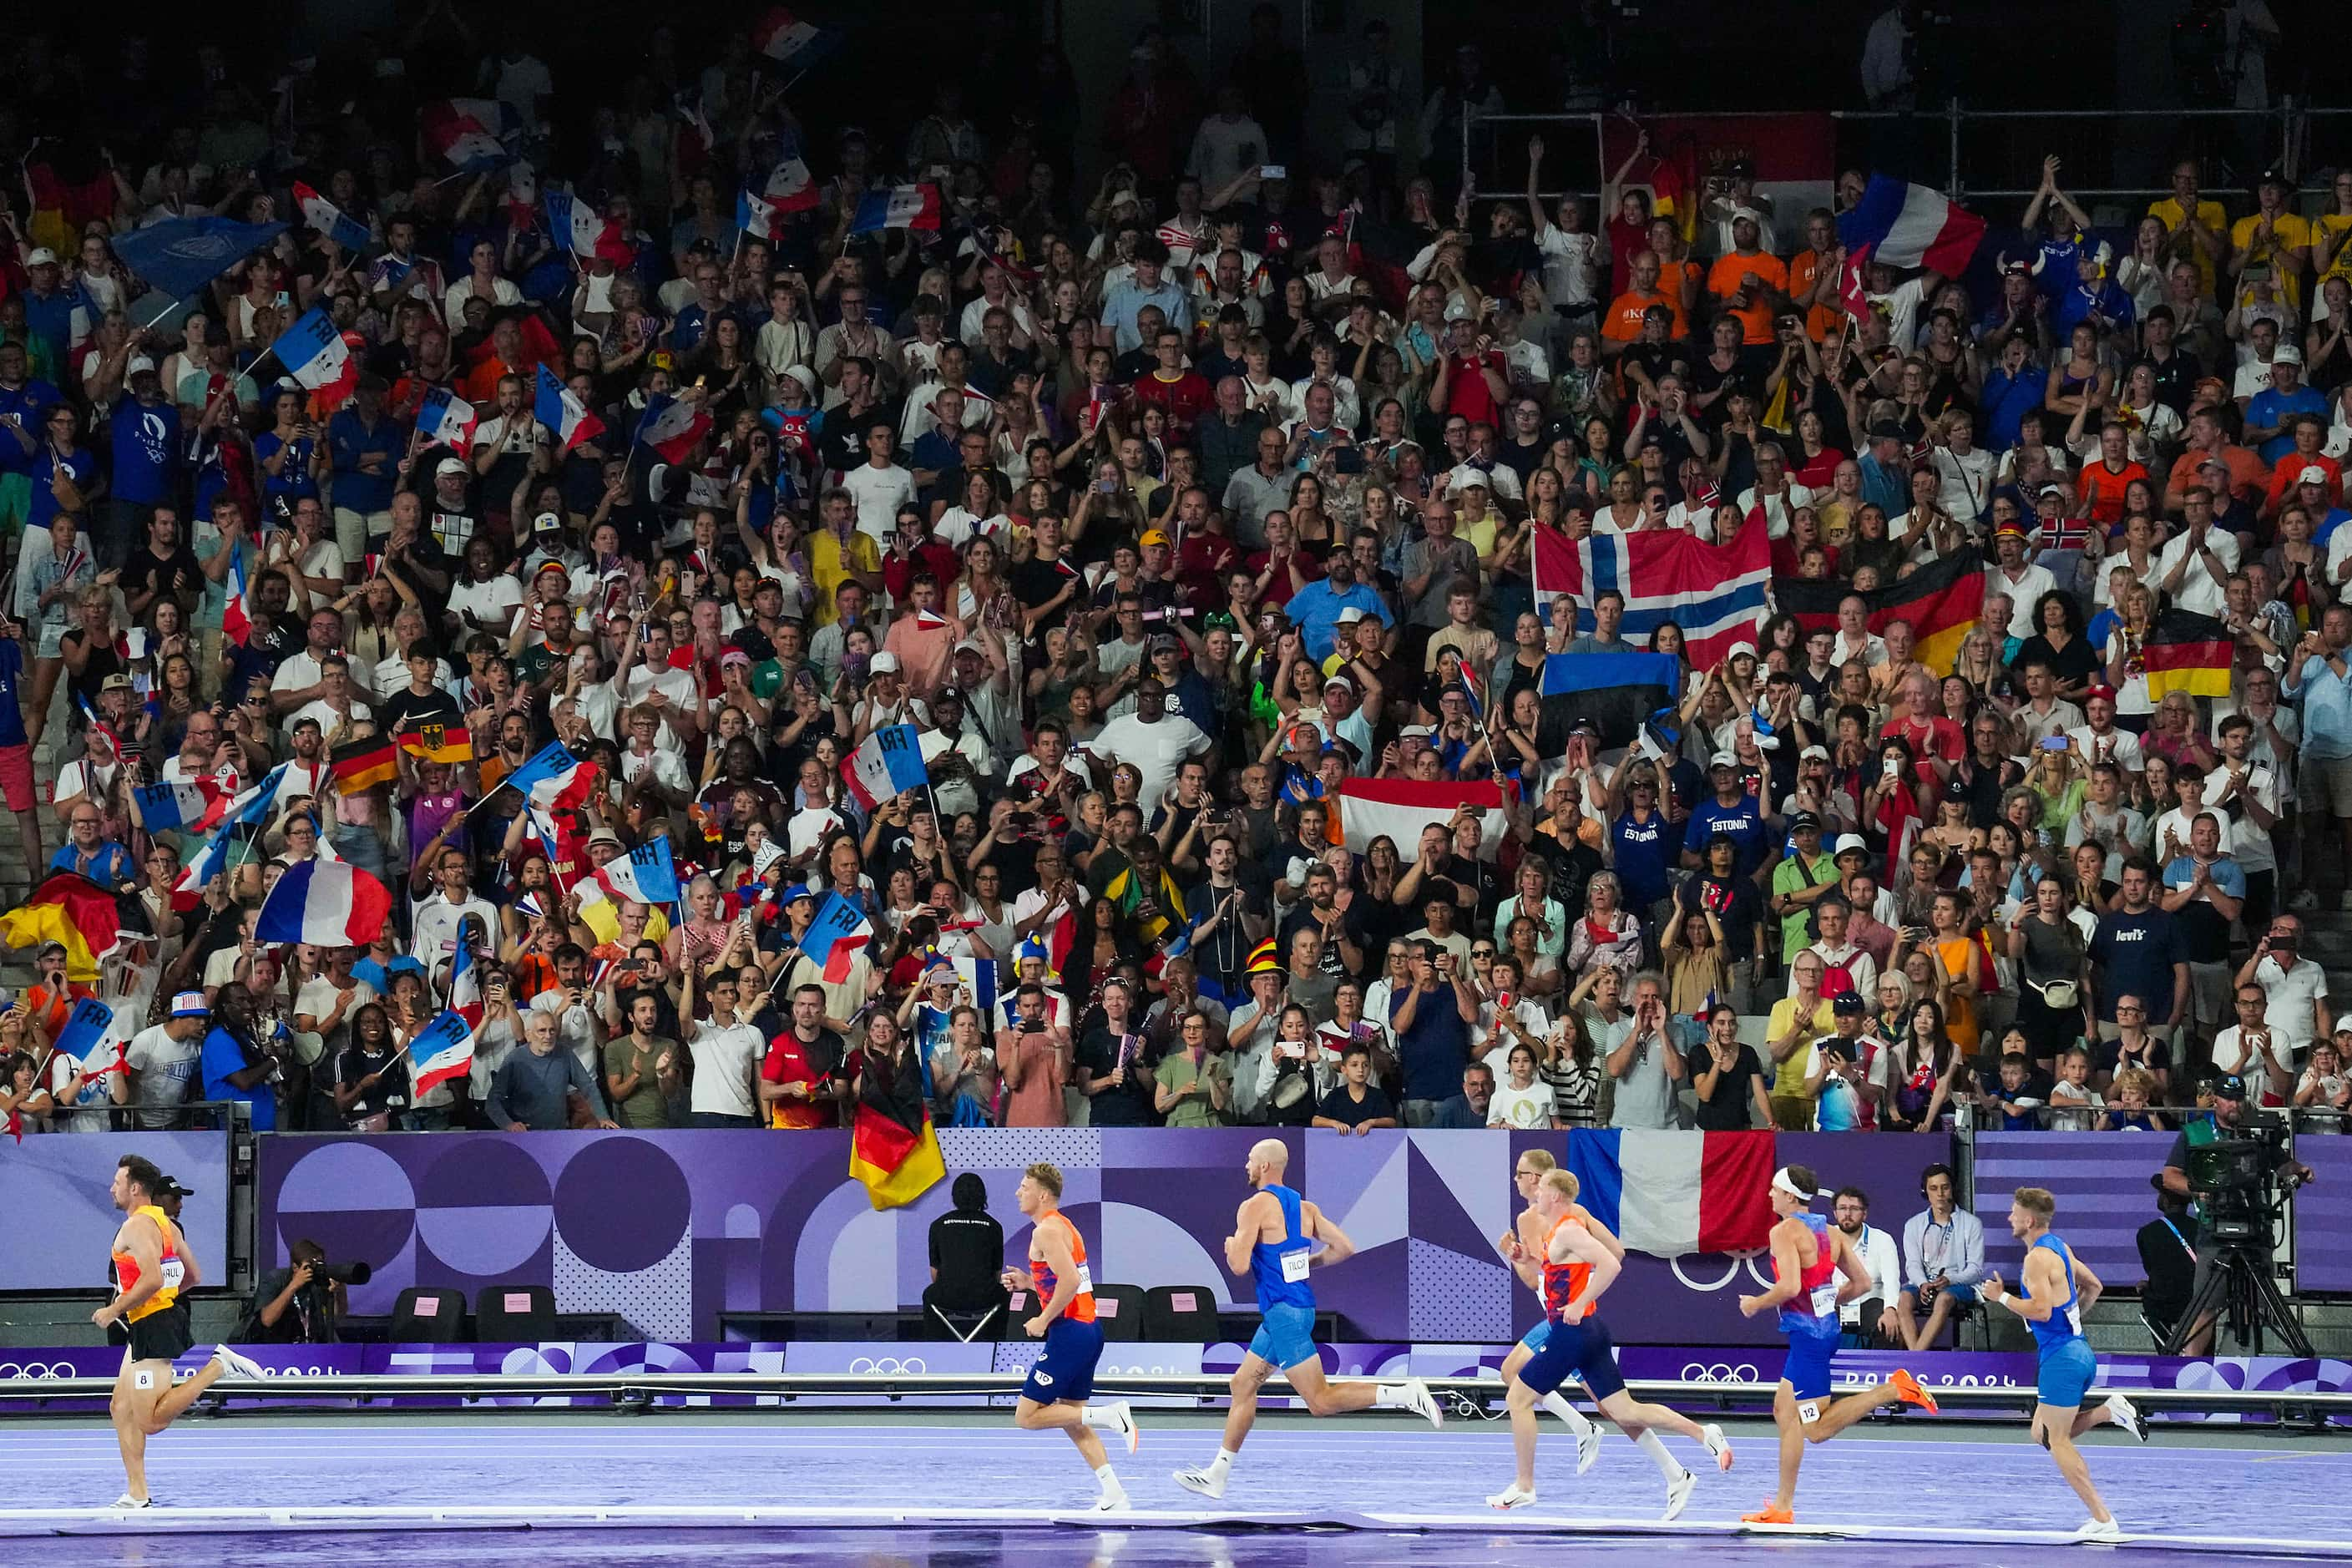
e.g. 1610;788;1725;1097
1669;1248;1775;1292
0;1362;78;1379
845;1357;929;1375
1679;1363;1765;1383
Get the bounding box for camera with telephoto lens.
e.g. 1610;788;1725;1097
2184;1118;2294;1243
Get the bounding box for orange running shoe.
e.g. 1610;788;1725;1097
1741;1504;1795;1525
1888;1368;1940;1413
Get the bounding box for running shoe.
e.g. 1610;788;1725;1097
1575;1421;1600;1475
2105;1393;2147;1443
1172;1466;1227;1500
1487;1485;1538;1510
1399;1377;1444;1429
109;1495;153;1510
1093;1479;1131;1512
1740;1503;1795;1525
210;1343;267;1380
2073;1515;2124;1542
1099;1400;1140;1454
1701;1422;1734;1471
1663;1468;1696;1522
1887;1368;1940;1413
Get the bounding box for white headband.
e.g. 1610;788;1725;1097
1772;1167;1815;1203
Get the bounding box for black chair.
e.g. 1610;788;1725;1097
1091;1282;1146;1342
1142;1284;1221;1343
919;1282;1009;1343
388;1286;468;1343
474;1283;559;1342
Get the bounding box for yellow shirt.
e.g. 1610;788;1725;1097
2147;197;2229;298
810;528;879;628
2318;214;2352;287
1764;994;1836;1099
2229;210;2313;307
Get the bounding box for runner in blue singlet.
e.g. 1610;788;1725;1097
1172;1137;1441;1499
1981;1186;2147;1543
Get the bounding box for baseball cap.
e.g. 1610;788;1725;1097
1790;811;1822;833
1726;640;1758;661
2037;482;2068;499
2301;464;2333;486
99;672;132;692
1323;673;1354;692
1335;606;1366;625
24;247;58;267
1834;832;1869;858
2212;1073;2248;1100
534;559;569;579
2274;344;2304;366
1138;528;1171;549
1800;744;1829;761
2086;683;2117;704
783;883;817;904
435;457;468;478
1147;632;1180;654
1708;751;1738;771
868;651;901;675
1444;466;1492;495
1995;521;2027;539
126;355;158;377
1832;992;1867;1015
169;990;210;1019
533;511;564;534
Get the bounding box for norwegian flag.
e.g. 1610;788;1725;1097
764;156;822;214
634;392;712;463
417;387;478;448
545;185;633;266
291;181;372;252
222;547;254;646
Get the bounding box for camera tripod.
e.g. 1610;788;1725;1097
2160;1236;2312;1358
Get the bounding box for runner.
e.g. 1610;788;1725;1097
1000;1161;1138;1510
1488;1169;1732;1519
1737;1163;1938;1525
95;1155;266;1506
1495;1146;1603;1472
1173;1137;1441;1498
1979;1186;2146;1541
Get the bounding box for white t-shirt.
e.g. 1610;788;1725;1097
1083;712;1211;814
1536;225;1601;308
124;1023;203;1129
449;574;524;635
412;893;500;963
2250;953;2329;1048
1486;1077;1558;1129
842;462;918;542
2152;527;2241;619
687;1018;766;1119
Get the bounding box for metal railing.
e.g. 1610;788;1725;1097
1463;100;2324;213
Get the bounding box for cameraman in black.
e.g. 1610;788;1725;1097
234;1239;359;1345
2160;1074;2313;1353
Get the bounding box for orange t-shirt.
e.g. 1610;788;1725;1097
1707;250;1790;346
1601;287;1684;343
1789;249;1844;340
2076;459;2149;526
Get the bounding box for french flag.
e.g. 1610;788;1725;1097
506;740;599;817
841;723;928;810
419;98;516;172
800;892;874;983
54;998;127;1076
133;777;229;834
222;547;254;647
534;364;604;453
1836;175;1986;276
762;155;821;214
739;188;787;242
1333;777;1513;859
255;858;394;948
850;185;942;235
1531;520;1772;671
291;181;372;253
174;765;288;910
751;6;842;69
592;836;682;908
1560;1129;1778;1257
270;307;357;403
545;185;632;266
446;940;484;1029
635;392;712;463
405;1009;477;1098
417;387;478;448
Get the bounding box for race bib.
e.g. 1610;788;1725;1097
2065;1302;2083;1335
1795;1398;1822;1424
1281;1248;1312;1284
1072;1262;1095;1295
159;1258;186;1289
1808;1281;1839;1318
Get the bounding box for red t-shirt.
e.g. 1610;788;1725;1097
760;1032;833;1130
1131;371;1215;440
1443;352;1506;428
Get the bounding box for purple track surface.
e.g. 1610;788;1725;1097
6;1413;2345;1564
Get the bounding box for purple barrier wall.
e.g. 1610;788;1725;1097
1971;1131;2171;1289
0;1131;230;1292
255;1129;1945;1344
2294;1136;2352;1292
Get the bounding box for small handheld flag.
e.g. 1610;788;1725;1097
534;365;604;453
417;387;478;448
840;724;928;809
406;1010;477;1097
291;181;372;253
255;859;394;948
850;185;943;235
269;307;357;402
799;893;874;983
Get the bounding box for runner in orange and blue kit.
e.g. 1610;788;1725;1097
1000;1161;1138;1510
1738;1163;1940;1525
1980;1186;2147;1543
1488;1169;1732;1520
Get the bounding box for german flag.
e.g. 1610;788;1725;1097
1780;547;1986;672
397;718;473;764
0;873;123;984
847;1047;945;1210
2142;609;2235;700
331;734;398;794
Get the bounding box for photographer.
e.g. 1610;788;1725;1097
2160;1073;2314;1353
234;1239;360;1345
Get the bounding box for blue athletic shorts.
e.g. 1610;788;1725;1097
2036;1337;2097;1408
1021;1317;1104;1404
1516;1320;1554;1354
1781;1325;1839;1403
1515;1317;1626;1402
1246;1302;1320;1371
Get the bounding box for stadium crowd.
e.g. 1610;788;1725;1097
0;8;2349;1143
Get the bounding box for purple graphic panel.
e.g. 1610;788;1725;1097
0;1130;230;1292
255;1129;1945;1343
2296;1137;2352;1292
1972;1131;2169;1287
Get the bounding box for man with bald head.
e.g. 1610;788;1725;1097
1173;1140;1441;1498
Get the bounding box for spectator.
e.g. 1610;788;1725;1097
1311;1042;1399;1134
923;1173;1009;1337
485;1006;615;1132
1429;1061;1496;1129
1687;1003;1772;1130
1894;1162;1987;1350
1829;1186;1904;1348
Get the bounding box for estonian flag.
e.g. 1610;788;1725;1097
1537;652;1682;752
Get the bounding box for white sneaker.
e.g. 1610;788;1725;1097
1487;1484;1538;1510
1663;1468;1696;1522
1400;1377;1444;1429
1173;1466;1227;1500
1094;1479;1130;1512
210;1343;266;1380
1702;1422;1734;1472
2072;1515;2124;1542
1575;1421;1601;1475
1097;1400;1140;1454
109;1494;153;1510
2105;1393;2147;1444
